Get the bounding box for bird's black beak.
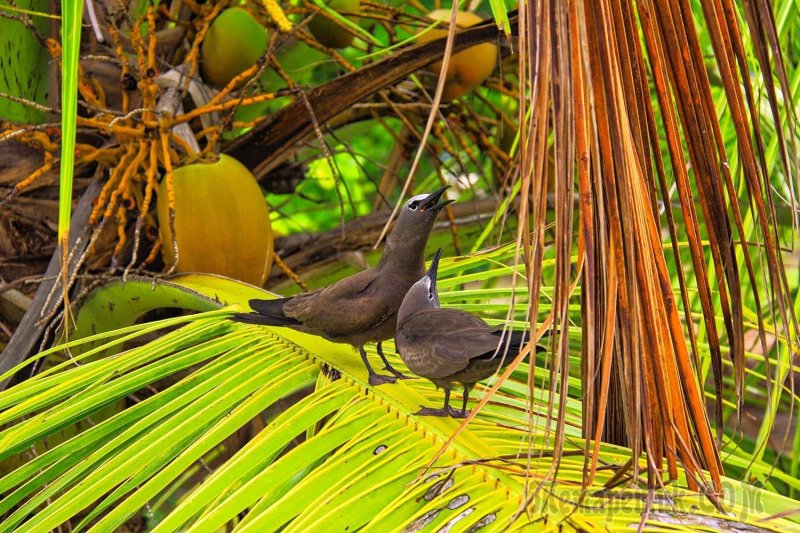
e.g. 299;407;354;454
419;185;454;213
427;247;443;288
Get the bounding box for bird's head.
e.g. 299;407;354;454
382;186;453;269
393;185;453;238
401;185;453;217
399;248;443;320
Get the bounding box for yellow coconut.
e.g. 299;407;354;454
157;154;273;286
417;10;498;100
201;7;268;88
308;0;360;49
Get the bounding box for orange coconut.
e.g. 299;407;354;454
417;10;498;100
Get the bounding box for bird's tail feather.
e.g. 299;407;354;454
504;329;551;353
504;329;529;352
231;298;302;327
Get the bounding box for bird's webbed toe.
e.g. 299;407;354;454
368;373;398;386
386;368;412;380
415;406;452;417
414;405;467;418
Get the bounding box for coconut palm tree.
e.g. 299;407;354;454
0;0;798;530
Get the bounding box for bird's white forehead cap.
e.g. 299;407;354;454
410;276;432;296
407;193;430;205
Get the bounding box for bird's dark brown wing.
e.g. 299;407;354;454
282;267;394;337
397;308;504;379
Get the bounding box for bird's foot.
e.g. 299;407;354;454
415;406;466;418
385;367;412;380
368;373;398;386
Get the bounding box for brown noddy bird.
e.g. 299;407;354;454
233;186;453;386
396;248;536;417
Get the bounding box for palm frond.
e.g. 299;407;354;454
0;260;797;530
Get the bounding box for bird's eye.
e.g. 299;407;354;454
408;201;419;211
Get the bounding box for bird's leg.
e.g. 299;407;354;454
376;342;411;379
416;389;452;417
415;389;465;418
359;345;397;386
460;385;472;417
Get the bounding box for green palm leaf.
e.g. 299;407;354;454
0;254;797;531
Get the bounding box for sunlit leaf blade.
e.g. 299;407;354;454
0;257;797;530
57;0;83;247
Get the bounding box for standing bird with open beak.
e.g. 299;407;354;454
233;187;453;386
396;248;535;417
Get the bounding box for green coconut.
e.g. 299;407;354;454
308;0;361;49
157;154;274;286
201;7;268;88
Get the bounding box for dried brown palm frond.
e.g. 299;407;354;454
514;0;797;506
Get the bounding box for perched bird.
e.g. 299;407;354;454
396;248;534;417
233;186;453;386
